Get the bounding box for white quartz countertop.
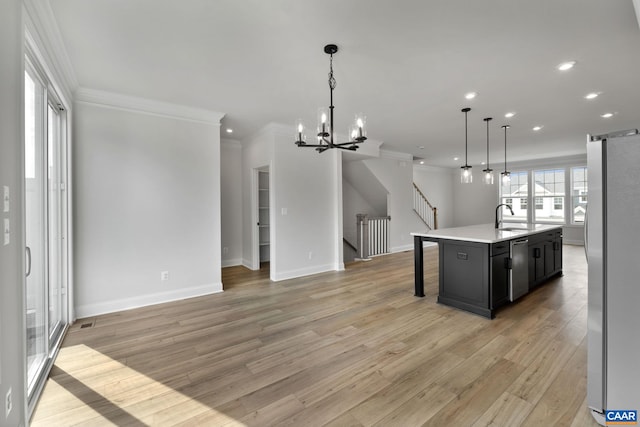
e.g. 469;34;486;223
411;223;563;244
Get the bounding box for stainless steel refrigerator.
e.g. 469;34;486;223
587;129;640;425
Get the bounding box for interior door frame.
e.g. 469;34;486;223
252;166;271;272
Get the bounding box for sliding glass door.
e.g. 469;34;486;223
25;57;68;409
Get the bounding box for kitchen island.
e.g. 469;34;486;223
412;223;563;318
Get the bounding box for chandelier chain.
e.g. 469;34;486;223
328;54;336;90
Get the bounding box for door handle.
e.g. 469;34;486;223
26;246;32;277
583;206;588;261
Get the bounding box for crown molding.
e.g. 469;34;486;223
75;87;225;125
23;0;79;101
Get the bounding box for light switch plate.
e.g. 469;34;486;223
2;186;8;213
3;219;9;246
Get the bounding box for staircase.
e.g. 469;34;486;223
413;183;437;230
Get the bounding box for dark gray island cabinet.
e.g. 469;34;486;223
412;224;563;319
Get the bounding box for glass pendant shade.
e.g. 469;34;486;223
460;166;473;183
483;169;494;185
317;107;330;137
354;113;366;141
501;171;511;183
295;119;306;144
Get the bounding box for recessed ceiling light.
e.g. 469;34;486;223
465;92;477;100
226;128;233;133
453;157;459;161
601;113;614;118
418;145;425;150
505;112;516;118
557;61;576;71
481;161;486;165
585;92;599;100
419;161;425;165
533;126;543;131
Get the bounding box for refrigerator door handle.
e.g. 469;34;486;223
584;205;588;261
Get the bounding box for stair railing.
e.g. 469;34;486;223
412;183;437;230
356;214;391;260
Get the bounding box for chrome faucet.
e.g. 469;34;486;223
495;203;515;229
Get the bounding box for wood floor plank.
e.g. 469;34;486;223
31;245;595;427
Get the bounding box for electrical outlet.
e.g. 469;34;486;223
223;247;229;255
308;251;313;260
160;271;169;281
5;387;12;418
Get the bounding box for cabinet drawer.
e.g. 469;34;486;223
490;242;509;256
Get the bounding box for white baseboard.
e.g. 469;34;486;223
242;258;258;270
272;263;336;282
390;244;415;253
222;258;243;268
75;282;224;318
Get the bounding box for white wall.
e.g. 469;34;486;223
363;152;425;252
452;172;498;226
271;125;343;279
342;178;380;246
413;165;455;229
73;100;223;317
220;139;243;267
0;0;27;424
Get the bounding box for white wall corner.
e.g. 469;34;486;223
221;258;243;268
75;87;226;125
75;282;224;318
634;0;640;29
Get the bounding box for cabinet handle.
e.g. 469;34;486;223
534;247;541;258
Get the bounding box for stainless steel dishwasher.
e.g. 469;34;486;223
509;238;529;301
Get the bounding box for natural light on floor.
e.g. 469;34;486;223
31;344;246;426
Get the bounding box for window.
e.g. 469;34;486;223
499;171;528;222
554;197;563;210
572;166;588;223
533;168;565;223
535;197;543;209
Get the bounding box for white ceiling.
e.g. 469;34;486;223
49;0;640;167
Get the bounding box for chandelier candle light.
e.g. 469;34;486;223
460;107;473;183
295;44;367;153
501;125;511;183
482;117;494;185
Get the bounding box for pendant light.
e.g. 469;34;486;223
482;117;494;185
460;107;472;183
501;125;511;183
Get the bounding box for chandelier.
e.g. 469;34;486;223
294;44;367;153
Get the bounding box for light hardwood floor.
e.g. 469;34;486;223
31;245;600;426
